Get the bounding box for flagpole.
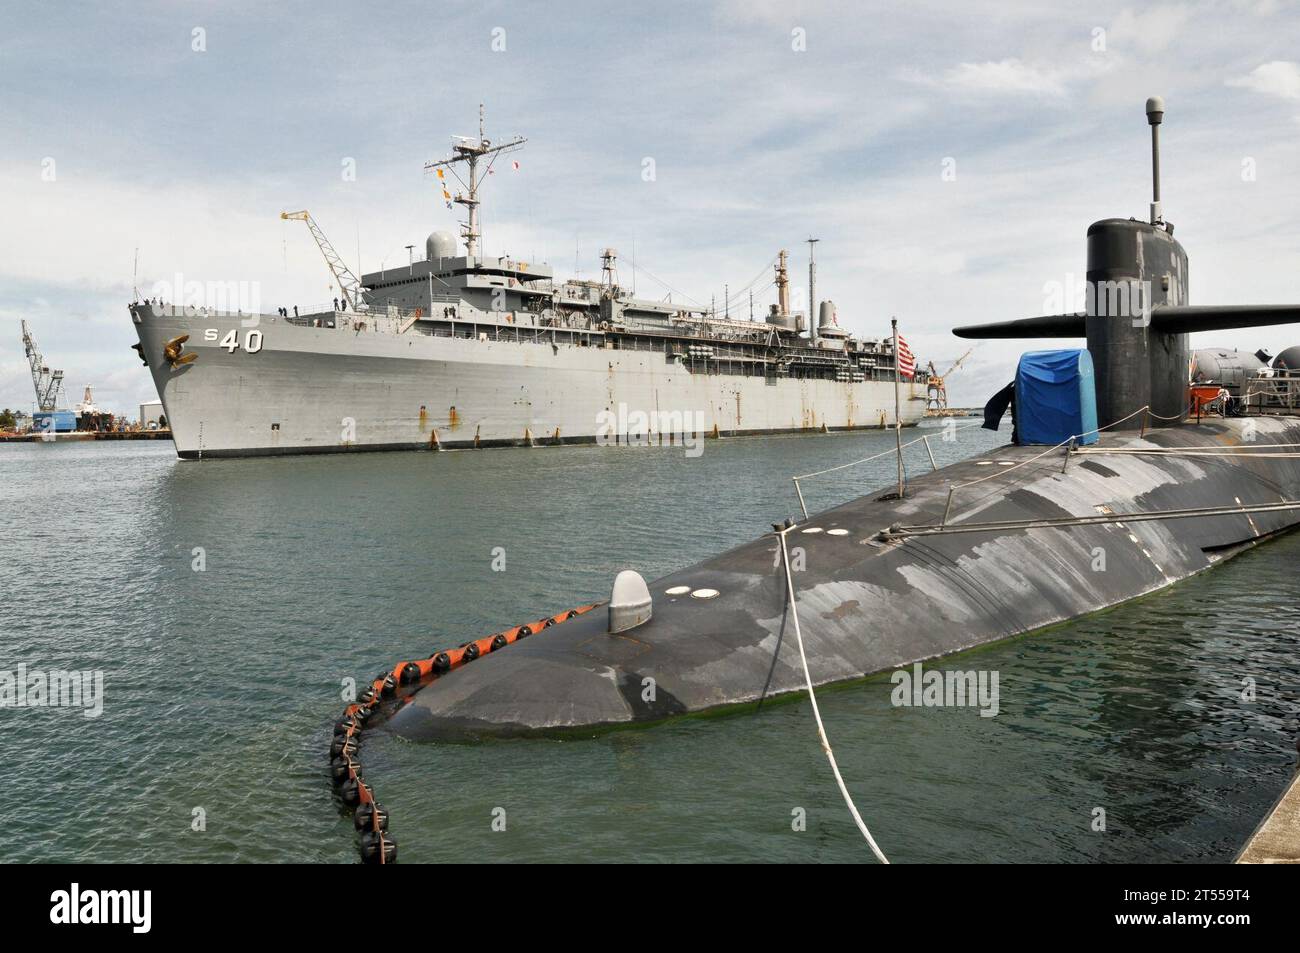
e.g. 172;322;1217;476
893;317;903;498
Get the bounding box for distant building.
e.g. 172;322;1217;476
139;400;164;428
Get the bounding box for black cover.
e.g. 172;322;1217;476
982;380;1015;434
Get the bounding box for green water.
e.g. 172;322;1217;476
3;427;1297;863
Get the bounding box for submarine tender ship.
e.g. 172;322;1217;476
129;116;927;459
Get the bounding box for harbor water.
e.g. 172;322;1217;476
3;425;1298;863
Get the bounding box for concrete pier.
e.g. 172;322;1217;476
1237;770;1300;863
0;430;172;444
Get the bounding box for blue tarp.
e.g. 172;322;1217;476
1015;349;1098;446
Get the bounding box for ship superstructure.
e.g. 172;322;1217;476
129;115;927;459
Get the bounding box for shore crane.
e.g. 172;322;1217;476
280;210;368;309
925;347;973;413
21;320;64;412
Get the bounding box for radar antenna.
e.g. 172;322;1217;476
424;104;526;257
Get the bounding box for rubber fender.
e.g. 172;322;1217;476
330;756;362;783
330;735;359;759
354;802;389;833
334;716;362;736
340;778;370;807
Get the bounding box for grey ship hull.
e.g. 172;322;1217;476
131;303;927;459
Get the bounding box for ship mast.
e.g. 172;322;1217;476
806;237;819;345
424;105;526;258
775;250;790;316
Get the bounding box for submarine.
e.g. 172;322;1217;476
333;97;1300;859
374;95;1299;738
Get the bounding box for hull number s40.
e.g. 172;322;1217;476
204;328;264;353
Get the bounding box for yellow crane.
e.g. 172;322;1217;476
280;210;367;309
925;347;973;413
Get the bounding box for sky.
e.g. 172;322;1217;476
3;0;1300;415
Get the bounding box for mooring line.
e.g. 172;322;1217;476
777;525;890;864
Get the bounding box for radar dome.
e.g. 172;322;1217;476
426;231;457;260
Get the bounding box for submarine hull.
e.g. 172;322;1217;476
388;416;1300;740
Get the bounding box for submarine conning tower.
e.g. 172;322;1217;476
1085;214;1189;425
955;96;1300;429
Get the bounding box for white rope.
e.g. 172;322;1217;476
948;403;1154;493
884;499;1300;539
1073;447;1300;458
1145;404;1193;421
777;527;890;864
792;421;986;517
793;422;984;482
1075;441;1300;452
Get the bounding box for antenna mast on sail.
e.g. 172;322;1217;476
424;105;526;258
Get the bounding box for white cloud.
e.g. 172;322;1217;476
1108;5;1191;55
941;59;1069;96
902;53;1115;101
1227;60;1300;100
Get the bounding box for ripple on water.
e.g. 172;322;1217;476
2;432;1298;862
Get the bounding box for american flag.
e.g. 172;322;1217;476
896;334;916;380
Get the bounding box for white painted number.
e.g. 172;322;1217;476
210;328;265;354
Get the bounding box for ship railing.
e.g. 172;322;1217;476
405;320;599;345
790;403;1175;522
789;421;989;519
281;310;402;333
280;301;461;334
1243;371;1300;414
